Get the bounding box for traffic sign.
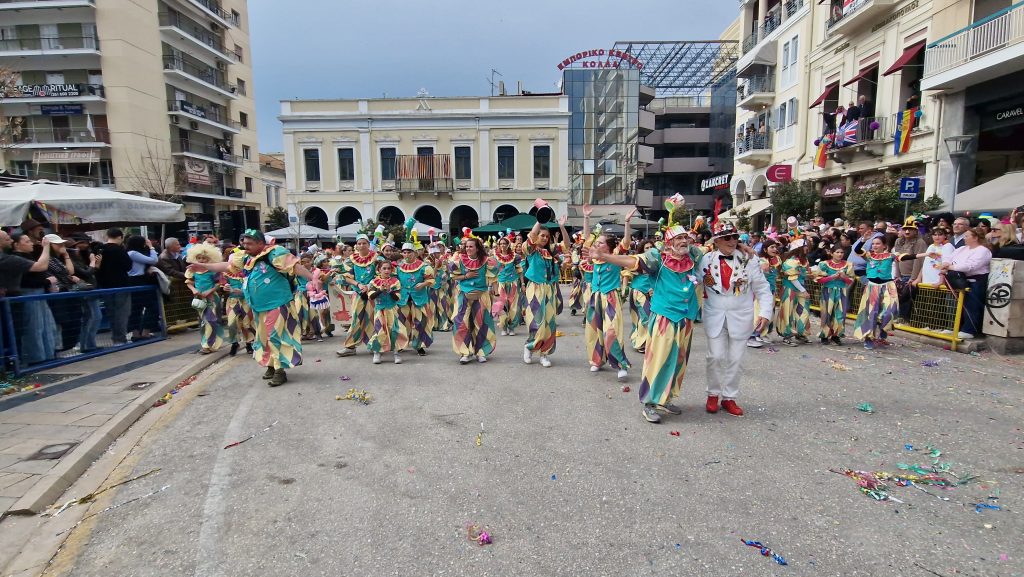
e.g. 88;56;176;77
899;177;920;200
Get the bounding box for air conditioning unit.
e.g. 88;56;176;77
222;131;231;139
229;85;236;93
210;22;220;32
189;121;199;130
170;115;179;124
216;61;227;71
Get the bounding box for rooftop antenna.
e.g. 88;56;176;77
486;69;503;96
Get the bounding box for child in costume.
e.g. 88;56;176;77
222;247;254;356
336;234;381;357
397;242;435;356
748;239;781;347
185;243;224;354
295;255;313;340
306;254;332;342
582;204;634;380
815;245;854;344
626;239;656;353
494;236;523;336
775;239;811;347
366;260;407;364
853;236;919;350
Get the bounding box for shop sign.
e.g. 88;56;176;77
40;104;84;115
33;149;99;164
16;84;82;98
179;100;207;118
184;158;210;185
556;49;644;71
821;183;846;198
871;0;921;33
766;164;793;183
701;174;731;191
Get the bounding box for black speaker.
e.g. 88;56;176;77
218;210;236;241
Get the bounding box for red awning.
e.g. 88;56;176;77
883;42;926;76
808;83;838;108
842;63;879;87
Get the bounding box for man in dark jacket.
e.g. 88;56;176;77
156;237;186;280
96;228;132;344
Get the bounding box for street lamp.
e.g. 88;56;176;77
944;135;975;214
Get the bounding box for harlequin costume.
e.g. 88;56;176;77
366;273;408;361
223;267;255;351
852;248;916;348
626;265;653;353
775;252;811;342
431;252;454;332
522;241;562;362
396;245;435;353
494;247;523;335
451;252;498;361
753;253;781;341
584;243;631;376
184;268;224;353
568;250;586;315
336;240;381;356
815;258;854;342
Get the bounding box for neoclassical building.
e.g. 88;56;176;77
278;93;570;235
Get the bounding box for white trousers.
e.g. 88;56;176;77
705;325;748;400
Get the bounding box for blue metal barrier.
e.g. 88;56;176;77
1;285;168;376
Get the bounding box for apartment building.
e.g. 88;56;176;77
278;94;570;235
0;0;262;236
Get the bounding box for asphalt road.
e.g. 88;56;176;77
62;298;1023;577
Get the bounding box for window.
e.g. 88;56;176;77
266;184;273;206
776;102;788;130
533;145;550;178
454;146;471;179
13;161;32;178
497;145;515;179
787;97;798;126
416;146;433;156
781;36;799;88
233;44;243;63
244;177;253;192
239;112;248;128
380;147;396;180
236;78;246;96
337;148;354;181
303;148;320;182
241;145;250;160
231;9;240;24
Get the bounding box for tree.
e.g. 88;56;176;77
769;180;817;224
843;174;944;222
123;139;179;202
266;206;289;229
734;206;752;233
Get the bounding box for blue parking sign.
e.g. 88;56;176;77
899;177;920;200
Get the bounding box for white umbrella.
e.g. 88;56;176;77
335;222;364;240
0;179;184;226
264;224;334;239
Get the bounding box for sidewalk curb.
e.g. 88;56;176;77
6;350;228;515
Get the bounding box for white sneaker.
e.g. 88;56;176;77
617;369;628;381
539;356;552;368
590;365;600;372
500;329;508;336
957;331;974;339
459;355;471;365
477;354;487;363
756;336;772;344
372;352;381;364
508;330;516;336
523;346;533;364
940;329;953;335
393;353;402;364
746;336;763;349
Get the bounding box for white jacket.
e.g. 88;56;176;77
699;250;774;339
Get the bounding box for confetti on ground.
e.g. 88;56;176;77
224;421;279;449
741;538;787;565
921;360;941;367
152;375;197;407
824;358;851;371
555;331;565;337
339;376;351;381
852;354;866;360
551;474;557;481
905;444;914;451
622;385;631;393
41;468;162;517
857;403;875;414
670;431;681;437
974;503;1001;513
56;485;170;536
831;465;975;503
466;522;492;546
338;388;373;405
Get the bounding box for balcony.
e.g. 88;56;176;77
826;116;890;161
735;131;772;166
163;55;237;99
182;0;238;28
922;2;1024;91
639;108;655;136
825;0;898;37
737;76;775;111
0;35;99;58
1;83;104;103
158;11;235;63
168;100;241;133
171;139;241;167
0;0;94;10
644;157;713;174
395;154;454;195
8;126;110;148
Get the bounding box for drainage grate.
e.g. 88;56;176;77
125;382;155;391
25;442;79;461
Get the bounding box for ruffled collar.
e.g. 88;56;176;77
662;250;694;273
371;276;399;289
495;251;516;265
766;255;781;267
241;247;277;271
351;251;377;266
461;254;484;270
827;259;847;268
399;259;425;273
579;261;595;272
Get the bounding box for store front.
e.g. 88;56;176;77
964;71;1024;189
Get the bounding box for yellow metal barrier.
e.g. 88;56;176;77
164;279;200;333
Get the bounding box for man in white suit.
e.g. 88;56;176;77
699;223;774;417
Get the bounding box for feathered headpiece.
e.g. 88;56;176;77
663;193;688;241
404;217;423;250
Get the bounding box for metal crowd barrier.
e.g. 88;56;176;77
165;278;201;332
0;286;168;377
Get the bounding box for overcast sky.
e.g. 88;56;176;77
248;0;738;152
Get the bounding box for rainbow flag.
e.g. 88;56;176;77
893;106;918;155
814;136;829;168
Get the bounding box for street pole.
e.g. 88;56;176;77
950;161;961;215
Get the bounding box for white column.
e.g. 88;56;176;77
358;128;371;192
479;128;491;191
557;128;569;189
282;132;298;192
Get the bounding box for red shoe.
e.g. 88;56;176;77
705;395;719;413
721;399;744;417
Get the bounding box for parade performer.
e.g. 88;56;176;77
367;259;408;364
188;229;314;386
583;205;634;381
698;222;774;417
494;235;523;336
589;196;704;423
775;239;811;347
336;234;380;357
306;254;332;341
397;242;435;356
815;244;854;344
451;236;498;364
522;210;570;368
568;236;585;316
429;245;454;332
749;239;781;347
295;254;313;340
626;255;654;354
222;249;255;357
853;236;918;350
184;243;224;355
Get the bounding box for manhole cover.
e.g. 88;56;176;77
126;382;155;391
26;442;78;461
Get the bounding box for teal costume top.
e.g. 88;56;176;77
397;260;434;307
524;246;560;285
629;268;652;294
345;251;381;288
225;274;244;297
495;254;521;284
233;246;296;313
865;253;896;282
590;261;623;295
634;247;702;323
370;276;401;311
295;274;309;293
453;255;495;293
780;258;808;291
190;270;218;293
817;260;853;289
760;256;781;292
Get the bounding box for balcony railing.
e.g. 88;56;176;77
167;100;240;129
171;139;240;164
0;0;95;5
158;11;233;60
889;111;923;137
10;126;110;144
187;0;238;25
738;76;775;99
735;131;772;154
0;35;98;52
395;154;454;193
8;83;104;98
784;0;804;18
162;55;235;93
924;2;1024;78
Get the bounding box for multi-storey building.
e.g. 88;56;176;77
923;0;1024;207
0;0;263;236
278;94;569;235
